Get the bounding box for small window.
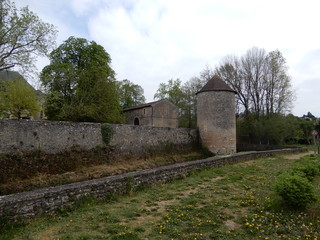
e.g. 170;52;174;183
144;108;146;115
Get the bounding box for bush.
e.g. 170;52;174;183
292;160;320;181
274;173;317;209
101;123;114;145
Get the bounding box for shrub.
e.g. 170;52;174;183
292;160;320;181
274;173;317;209
101;123;114;145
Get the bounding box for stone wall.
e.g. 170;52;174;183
0;147;307;219
197;91;236;154
0;119;197;155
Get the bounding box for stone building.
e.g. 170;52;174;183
196;75;237;154
123;99;179;128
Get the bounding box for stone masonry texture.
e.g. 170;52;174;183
0;119;198;155
0;147;307;219
197;91;236;154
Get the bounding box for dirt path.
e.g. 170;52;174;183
283;150;313;160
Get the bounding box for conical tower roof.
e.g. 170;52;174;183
196;75;237;94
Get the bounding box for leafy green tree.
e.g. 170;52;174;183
0;78;40;119
154;78;185;107
298;113;318;144
153;77;205;128
116;79;145;109
0;0;57;73
154;78;188;127
180;77;204;128
40;36;123;123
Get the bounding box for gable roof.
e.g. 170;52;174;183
123;99;175;112
123;100;161;112
196;75;237;94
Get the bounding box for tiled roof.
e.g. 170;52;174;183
123;99;163;112
197;75;237;94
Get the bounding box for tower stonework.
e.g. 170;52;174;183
196;75;237;155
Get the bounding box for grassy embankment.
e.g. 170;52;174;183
0;145;210;195
1;151;319;240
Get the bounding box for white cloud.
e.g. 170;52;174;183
8;0;320;116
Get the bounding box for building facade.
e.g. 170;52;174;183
123;99;179;128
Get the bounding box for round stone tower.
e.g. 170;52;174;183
196;75;237;155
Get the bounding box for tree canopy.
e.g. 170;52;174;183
0;0;57;73
154;79;185;107
116;79;145;109
40;36;123;123
154;78;205;128
215;47;294;116
0;77;40;119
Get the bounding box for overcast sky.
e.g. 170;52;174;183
14;0;320;117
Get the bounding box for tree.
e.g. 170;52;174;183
154;78;185;107
213;47;296;145
215;47;294;116
40;36;123;123
0;78;40;119
116;79;145;109
180;77;205;128
0;0;57;73
154;78;187;127
264;50;294;115
154;77;205;128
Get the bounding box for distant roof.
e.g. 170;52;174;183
196;75;237;94
123;99;167;112
0;70;34;90
123;100;161;112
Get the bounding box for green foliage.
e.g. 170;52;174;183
2;153;320;239
41;36;123;123
110;233;141;240
43;91;64;121
0;0;57;73
154;77;205;128
101;123;114;145
274;154;320;209
274;172;317;209
298;114;318;144
291;158;320;181
0;78;40;119
154;78;185;107
116;79;145;109
237;113;305;145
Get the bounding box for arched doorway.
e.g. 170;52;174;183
134;117;140;125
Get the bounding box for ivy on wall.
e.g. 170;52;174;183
101;124;114;145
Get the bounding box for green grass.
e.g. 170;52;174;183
1;153;320;240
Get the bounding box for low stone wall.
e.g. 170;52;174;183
237;143;302;152
0;119;198;155
0;147;307;219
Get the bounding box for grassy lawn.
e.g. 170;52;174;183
1;152;320;240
